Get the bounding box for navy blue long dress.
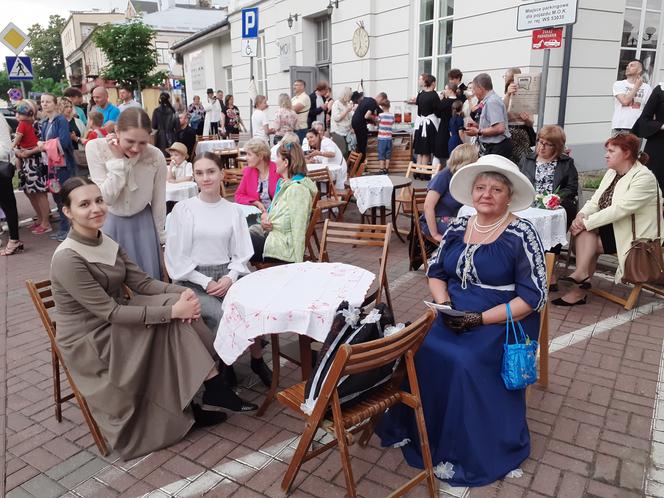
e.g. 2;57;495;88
376;216;547;487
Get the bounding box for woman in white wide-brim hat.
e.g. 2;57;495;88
377;154;548;487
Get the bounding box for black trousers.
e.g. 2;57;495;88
481;138;513;160
209;121;219;135
353;124;368;154
0;173;19;240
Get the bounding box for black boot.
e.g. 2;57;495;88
202;374;258;412
251;357;273;387
192;403;227;428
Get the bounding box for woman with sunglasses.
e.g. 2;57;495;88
518;125;578;289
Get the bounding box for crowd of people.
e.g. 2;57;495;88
0;58;663;490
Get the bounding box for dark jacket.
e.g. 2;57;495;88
519;151;579;227
307;91;326;129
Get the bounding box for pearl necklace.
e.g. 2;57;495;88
461;214;510;289
472;212;510;233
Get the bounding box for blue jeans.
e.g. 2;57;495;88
378;139;393;160
53;165;75;233
295;129;307;144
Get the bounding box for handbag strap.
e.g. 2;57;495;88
630;177;661;241
505;303;528;345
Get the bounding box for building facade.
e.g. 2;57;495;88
174;0;664;171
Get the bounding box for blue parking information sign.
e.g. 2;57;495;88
242;8;259;38
6;56;33;80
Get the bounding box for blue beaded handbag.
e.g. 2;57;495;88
501;303;538;390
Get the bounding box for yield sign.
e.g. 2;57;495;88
0;23;29;55
6;56;33;80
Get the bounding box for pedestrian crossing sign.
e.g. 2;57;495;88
6;56;33;81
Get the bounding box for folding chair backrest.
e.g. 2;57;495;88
412;188;428;215
347;151;362;177
318;220;391;305
304;206;322;261
409;163;440;178
307;168;340;200
26;279;56;342
196;135;217;141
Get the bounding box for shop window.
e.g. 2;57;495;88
618;0;662;82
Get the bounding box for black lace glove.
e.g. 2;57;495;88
443;312;483;333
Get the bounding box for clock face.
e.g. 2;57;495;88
352;27;369;58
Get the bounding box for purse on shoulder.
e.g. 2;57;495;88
622;188;664;285
0;160;15;180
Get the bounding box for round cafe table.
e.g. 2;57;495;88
214;261;375;414
165;181;198;203
195;139;236;155
348;175;413;242
458;205;568;250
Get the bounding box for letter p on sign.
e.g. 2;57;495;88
242;8;259;38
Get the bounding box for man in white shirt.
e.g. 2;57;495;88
117;84;142;113
291;79;311;143
204;88;223;136
612;60;652;134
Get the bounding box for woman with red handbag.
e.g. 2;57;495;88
38;93;76;242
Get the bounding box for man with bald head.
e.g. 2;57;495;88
92;86;120;128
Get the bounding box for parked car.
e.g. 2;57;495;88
0;107;18;134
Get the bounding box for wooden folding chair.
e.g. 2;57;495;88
307;167;351;221
25;279;109;456
538;253;555;388
347;151;365;178
222;168;244;199
409;188;436;272
276;310;437;497
395;162;440;218
318;220;393;312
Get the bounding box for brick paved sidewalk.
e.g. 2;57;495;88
2;210;664;497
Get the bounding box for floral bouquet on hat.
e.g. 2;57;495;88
534;188;562;210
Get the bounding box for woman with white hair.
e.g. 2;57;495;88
377;155;547;487
330;87;354;155
272;93;298;145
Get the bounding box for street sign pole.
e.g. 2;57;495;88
242;8;259;136
20;81;25;99
537;48;551;131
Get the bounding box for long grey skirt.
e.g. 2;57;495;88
177;263;229;337
103;205;162;280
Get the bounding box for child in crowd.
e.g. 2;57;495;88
12;101;39;170
166;142;193;183
448;99;465;155
81;111;107;145
377;99;395;171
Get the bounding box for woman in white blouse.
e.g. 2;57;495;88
86;107;166;279
165;152;272;387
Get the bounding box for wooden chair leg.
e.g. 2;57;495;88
51;349;63;423
383;277;394;314
76;393;109;456
406;353;437;498
331;395;357;498
538;304;549;389
257;334;282;417
591;283;642;310
281;415;322;492
624;284;642;310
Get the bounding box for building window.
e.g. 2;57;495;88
80;23;96;41
254;33;268;95
618;0;662;81
225;66;233;96
417;0;454;84
155;41;170;65
316;17;331;82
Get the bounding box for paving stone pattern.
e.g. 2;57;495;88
2;201;664;497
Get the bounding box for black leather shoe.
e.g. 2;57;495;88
552;296;587;307
192;403;227;428
202;374;258;412
251;358;273;387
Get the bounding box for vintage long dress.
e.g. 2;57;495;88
376;216;547;487
50;229;216;460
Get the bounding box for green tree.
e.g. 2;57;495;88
26;15;66;82
93;20;168;99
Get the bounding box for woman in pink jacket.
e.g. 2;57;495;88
235;139;279;215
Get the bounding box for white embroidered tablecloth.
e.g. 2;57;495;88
307;163;347;191
195;139;237;155
214;262;375;365
165;181;198;202
349;175;394;214
235;203;262;218
458;205;568;250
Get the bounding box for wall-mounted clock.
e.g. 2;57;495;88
352;21;369;58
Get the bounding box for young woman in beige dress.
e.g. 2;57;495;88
50;177;257;460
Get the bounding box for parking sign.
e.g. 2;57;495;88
242;8;259;39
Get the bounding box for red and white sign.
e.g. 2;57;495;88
532;28;563;50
